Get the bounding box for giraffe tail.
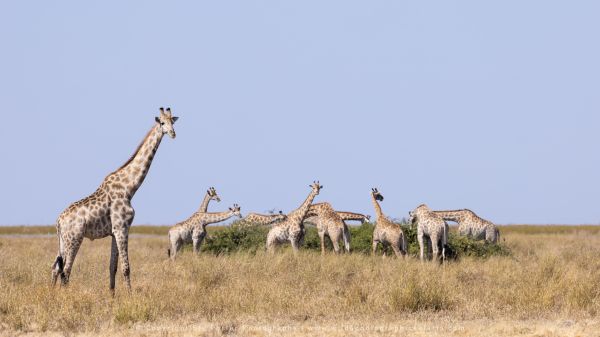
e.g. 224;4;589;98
52;255;64;274
51;225;66;286
342;225;351;253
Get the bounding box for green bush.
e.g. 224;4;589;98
199;220;510;259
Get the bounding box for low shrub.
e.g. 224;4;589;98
200;220;510;258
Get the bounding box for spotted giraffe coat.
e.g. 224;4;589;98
305;202;350;254
168;205;242;259
52;108;178;292
266;182;322;253
433;209;499;243
410;204;449;262
370;188;408;257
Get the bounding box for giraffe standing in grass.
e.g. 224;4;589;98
409;204;449;263
168;204;242;259
370;188;408;257
197;187;221;213
236;211;287;227
433;209;499;243
304;202;350;254
51;108;178;292
266;181;322;253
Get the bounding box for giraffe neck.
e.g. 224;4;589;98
289;190;319;223
371;195;384;220
243;213;280;225
110;124;164;199
197;194;212;213
196;210;236;226
433;210;467;223
337;211;368;222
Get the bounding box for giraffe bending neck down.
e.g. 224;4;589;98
197;187;220;213
51;108;178;292
266;181;322;253
370;188;408;257
168;204;242;259
433;209;499;243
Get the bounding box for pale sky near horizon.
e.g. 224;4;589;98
1;1;599;225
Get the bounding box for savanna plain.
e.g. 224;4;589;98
1;225;599;337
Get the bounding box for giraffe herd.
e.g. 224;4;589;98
51;111;501;292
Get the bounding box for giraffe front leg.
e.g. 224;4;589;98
112;204;134;292
417;232;425;262
391;242;402;258
372;240;379;256
318;230;326;255
331;230;342;254
168;234;179;260
431;234;441;264
192;236;200;254
114;230;131;292
290;237;300;253
109;235;119;294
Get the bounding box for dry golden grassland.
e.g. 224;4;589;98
0;226;599;336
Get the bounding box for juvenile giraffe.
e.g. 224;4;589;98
197;187;221;213
236;211;287;227
409;204;449;263
305;202;350;254
266;181;322;253
51;108;178;292
168;204;242;259
370;188;408;257
433;209;500;243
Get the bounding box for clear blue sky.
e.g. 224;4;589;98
1;1;599;225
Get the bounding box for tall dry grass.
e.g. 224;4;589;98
0;228;599;335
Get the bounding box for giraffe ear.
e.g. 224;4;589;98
172;116;179;123
155;117;161;124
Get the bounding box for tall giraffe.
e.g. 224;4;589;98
266;181;322;253
433;209;499;243
51;108;178;292
197;187;221;213
168;204;242;259
236;211;287;227
305;202;350;254
370;188;408;257
409;204;448;262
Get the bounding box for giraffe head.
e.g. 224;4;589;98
206;187;221;203
371;188;384;201
309;181;323;195
229;204;242;218
155;107;179;139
